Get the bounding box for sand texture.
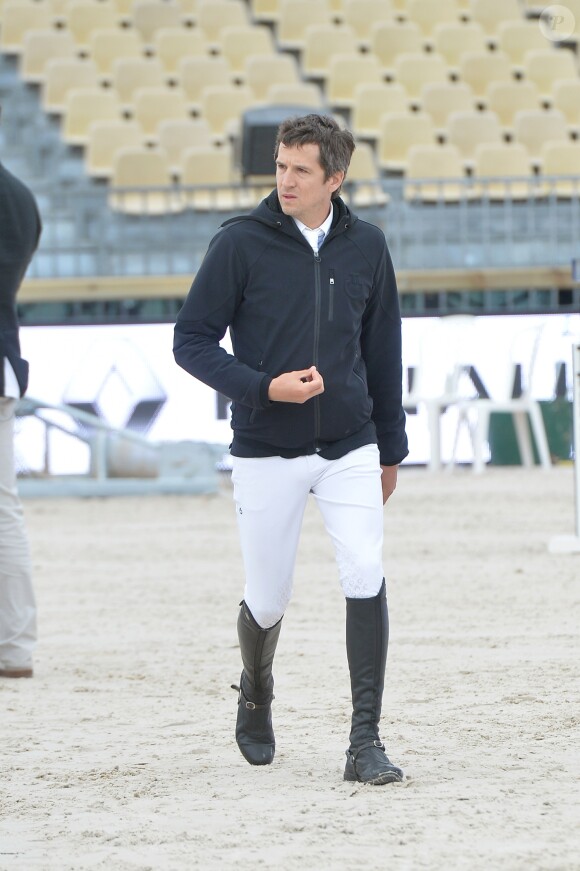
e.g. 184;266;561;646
1;465;579;870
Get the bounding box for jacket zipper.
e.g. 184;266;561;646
313;250;322;450
328;269;335;321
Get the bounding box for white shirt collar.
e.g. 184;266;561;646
293;206;333;252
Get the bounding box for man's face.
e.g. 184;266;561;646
275;141;344;230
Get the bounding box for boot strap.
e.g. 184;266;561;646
347;740;385;769
231;683;274;711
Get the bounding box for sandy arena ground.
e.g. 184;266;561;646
1;464;579;871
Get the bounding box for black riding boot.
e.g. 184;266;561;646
232;601;282;766
344;579;404;785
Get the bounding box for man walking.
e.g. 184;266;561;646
0;118;42;678
174;114;408;784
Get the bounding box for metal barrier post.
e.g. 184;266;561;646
549;343;580;553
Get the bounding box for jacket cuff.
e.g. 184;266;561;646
259;374;273;408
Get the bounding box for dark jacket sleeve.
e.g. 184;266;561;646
173;229;272;408
361;241;408;466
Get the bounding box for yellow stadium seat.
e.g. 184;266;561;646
109;146;184;214
265;82;325;107
132;86;190;140
342;0;396;48
0;1;53;54
552;79;580;129
432;22;487;72
406;0;460;38
485;80;540;132
112;57;167;108
326;52;383;108
178;56;231;110
458;50;513;99
196;0;248;46
20;29;78;83
342;141;388;207
88;28;144;77
541;141;580;197
85;118;144;178
152;27;209;75
513;108;569;165
62;87;121;145
244;53;300;101
174;0;198;24
63;0;119;49
277;0;332;51
200;84;256;141
219;25;275;78
351;81;408;139
132;0;182;44
110;0;135;19
496;20;553;70
445;109;503;167
42;56;99;113
470;0;522;37
302;24;359;81
405;143;466;202
251;0;282;24
377;110;435;172
157;117;212;173
472;142;540;200
523;49;578;100
394;52;449;99
370;20;423;76
180;143;246;210
419;82;474;131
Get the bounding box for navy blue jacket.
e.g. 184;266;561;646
174;192;408;466
0;162;42;397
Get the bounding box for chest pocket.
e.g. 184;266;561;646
342;272;371;319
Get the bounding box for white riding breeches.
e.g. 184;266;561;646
231;444;385;629
0;398;36;669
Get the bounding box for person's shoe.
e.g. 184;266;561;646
0;666;33;678
344;740;404;785
232;672;275;766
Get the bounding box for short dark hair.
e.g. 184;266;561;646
274;113;355;198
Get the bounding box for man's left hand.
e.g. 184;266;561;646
380;465;398;505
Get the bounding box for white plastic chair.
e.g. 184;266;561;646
450;322;552;473
403;315;476;471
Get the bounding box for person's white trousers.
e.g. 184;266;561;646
231;444;385;628
0;398;36;669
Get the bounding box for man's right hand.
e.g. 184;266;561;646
268;366;325;403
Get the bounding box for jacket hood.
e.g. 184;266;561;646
221;190;357;235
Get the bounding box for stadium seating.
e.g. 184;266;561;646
552;79;580;130
459;50;514;100
432;22;487;73
42;56;100;114
0;1;54;54
196;0;248;45
419;82;474;132
523;49;578;100
326;52;383;108
20;29;77;83
485;80;541;133
63;0;120;49
109;146;184;214
180;143;254;210
265;82;325;107
351;82;408;139
219;25;275;78
472;142;537;200
152;27;209;75
496;20;554;71
132;86;191;142
62;87;122;146
377;111;436;172
342;0;396;47
88;29;145;78
370;21;423;76
276;0;332;51
112;57;167;109
178;56;231;110
469;0;522;37
394;52;449;99
541;142;580;197
446;110;503;168
132;0;183;44
513;108;569;166
157;117;213;175
199;84;255;141
342;140;389;207
301;24;359;81
244;53;300;101
85;118;144;178
406;0;461;38
405;143;466;201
